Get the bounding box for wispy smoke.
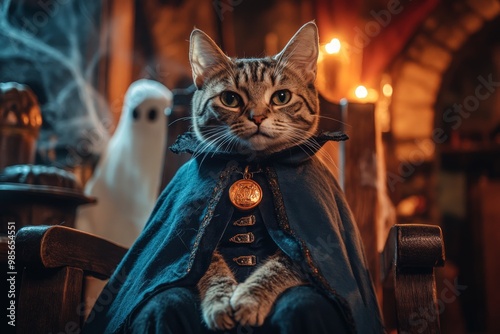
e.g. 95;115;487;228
0;0;110;167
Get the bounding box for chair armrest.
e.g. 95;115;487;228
381;224;445;334
382;224;445;280
16;225;127;278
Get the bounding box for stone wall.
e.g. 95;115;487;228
390;0;500;161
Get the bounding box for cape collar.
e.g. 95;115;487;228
170;131;348;165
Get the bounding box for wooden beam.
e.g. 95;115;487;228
105;0;135;128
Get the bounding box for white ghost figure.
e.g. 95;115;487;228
77;79;173;247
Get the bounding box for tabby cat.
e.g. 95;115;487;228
190;22;320;330
82;20;382;334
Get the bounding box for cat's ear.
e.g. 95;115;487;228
189;29;231;88
273;22;319;83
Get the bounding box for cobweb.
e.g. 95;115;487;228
0;0;110;168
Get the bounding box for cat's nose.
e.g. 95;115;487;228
250;114;267;125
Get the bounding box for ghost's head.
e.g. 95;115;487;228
118;79;173;137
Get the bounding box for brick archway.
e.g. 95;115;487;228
389;0;500;161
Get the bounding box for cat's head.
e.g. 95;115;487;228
189;22;319;156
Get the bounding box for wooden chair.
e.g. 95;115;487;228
15;225;127;333
14;223;444;333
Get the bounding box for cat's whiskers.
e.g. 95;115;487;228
195;132;233;170
206;127;239;153
281;130;314;155
296;133;340;172
194;124;255;161
211;132;235;155
275;120;338;169
192;128;226;160
281;126;334;162
317;115;352;129
168;116;193;127
229;122;245;131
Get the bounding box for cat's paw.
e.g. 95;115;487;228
230;284;273;327
201;287;236;330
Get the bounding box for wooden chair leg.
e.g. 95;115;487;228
18;266;83;333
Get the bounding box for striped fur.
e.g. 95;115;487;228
197;250;238;330
189;22;320;157
191;22;318;330
230;251;305;327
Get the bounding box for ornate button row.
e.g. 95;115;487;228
229;232;254;244
233;255;256;266
233;215;256;226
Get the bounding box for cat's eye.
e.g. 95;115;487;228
220;91;242;108
271;90;291;105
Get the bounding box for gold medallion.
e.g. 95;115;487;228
229;166;262;210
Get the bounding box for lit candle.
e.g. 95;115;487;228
352;85;378;102
355;85;368;99
317;38;344;101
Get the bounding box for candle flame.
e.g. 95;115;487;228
325;38;341;54
382;83;393;97
355;85;368;99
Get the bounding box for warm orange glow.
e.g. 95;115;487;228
382;83;393;97
354;85;368;99
325;38;341;54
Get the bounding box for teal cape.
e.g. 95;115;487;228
83;132;384;333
